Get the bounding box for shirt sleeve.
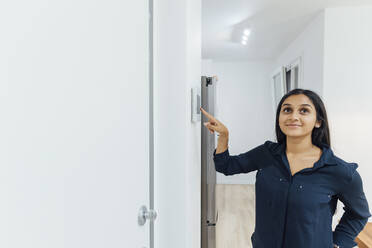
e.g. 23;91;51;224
212;140;274;176
333;164;371;248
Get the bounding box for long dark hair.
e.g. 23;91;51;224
275;88;331;148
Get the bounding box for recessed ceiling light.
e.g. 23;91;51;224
244;29;251;36
241;40;247;45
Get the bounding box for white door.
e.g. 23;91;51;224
0;0;151;247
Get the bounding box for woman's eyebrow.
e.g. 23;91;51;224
282;103;313;109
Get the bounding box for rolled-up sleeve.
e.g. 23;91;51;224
212;140;274;176
333;164;371;247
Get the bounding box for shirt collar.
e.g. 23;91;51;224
272;141;338;167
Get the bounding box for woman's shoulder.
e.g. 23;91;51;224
329;152;359;185
332;154;358;169
262;140;282;153
263;140;277;147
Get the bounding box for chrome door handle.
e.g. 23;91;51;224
138;205;157;226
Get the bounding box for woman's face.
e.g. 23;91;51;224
278;94;321;138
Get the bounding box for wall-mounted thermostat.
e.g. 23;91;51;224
191;87;201;122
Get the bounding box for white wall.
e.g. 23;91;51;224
154;0;201;247
323;5;372;222
185;0;202;247
274;11;325;96
202;60;275;184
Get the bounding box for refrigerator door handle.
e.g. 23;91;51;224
206;210;219;227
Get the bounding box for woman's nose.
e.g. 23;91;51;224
289;113;300;120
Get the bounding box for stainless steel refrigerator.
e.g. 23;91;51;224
201;76;218;248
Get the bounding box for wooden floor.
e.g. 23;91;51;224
215;184;255;248
356;222;372;248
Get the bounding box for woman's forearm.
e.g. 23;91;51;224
216;133;229;154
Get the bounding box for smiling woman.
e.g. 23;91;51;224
202;88;371;248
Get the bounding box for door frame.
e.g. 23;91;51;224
149;0;155;247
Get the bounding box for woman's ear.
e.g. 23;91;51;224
315;120;322;128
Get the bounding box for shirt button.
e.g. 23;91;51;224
299;185;303;189
328;194;331;198
279;178;283;181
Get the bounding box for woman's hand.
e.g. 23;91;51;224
200;107;229;137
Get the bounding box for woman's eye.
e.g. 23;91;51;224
282;108;309;113
301;108;309;113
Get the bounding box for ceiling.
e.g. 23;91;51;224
202;0;372;61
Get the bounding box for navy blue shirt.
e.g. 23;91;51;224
213;140;371;248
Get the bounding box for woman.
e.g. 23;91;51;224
200;88;371;248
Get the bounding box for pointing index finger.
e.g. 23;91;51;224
200;107;217;121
